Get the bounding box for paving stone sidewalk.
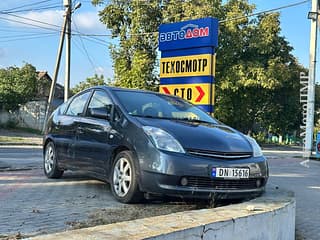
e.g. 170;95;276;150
0;169;122;238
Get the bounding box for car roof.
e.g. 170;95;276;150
101;85;156;93
88;85;169;96
78;85;188;105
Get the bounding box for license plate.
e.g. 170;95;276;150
211;167;250;179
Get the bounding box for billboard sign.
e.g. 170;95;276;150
159;18;219;51
159;17;219;113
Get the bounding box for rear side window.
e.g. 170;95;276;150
66;91;91;116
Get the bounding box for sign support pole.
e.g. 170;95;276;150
305;0;319;158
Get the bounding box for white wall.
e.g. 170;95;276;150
0;101;47;130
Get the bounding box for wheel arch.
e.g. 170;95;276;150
108;145;142;188
43;137;54;155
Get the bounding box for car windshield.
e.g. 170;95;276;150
113;90;217;124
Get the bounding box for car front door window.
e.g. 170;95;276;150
66;91;91;116
87;90;112;118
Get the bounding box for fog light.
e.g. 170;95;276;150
181;177;188;186
256;179;262;188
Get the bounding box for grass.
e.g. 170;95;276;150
0;127;42;145
0;136;27;143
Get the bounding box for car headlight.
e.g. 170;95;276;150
142;126;185;153
245;135;263;157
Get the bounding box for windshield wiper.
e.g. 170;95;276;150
131;114;170;119
175;118;215;124
132;115;216;124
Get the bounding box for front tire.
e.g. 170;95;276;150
111;151;143;203
44;142;64;179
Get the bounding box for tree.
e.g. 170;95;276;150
0;63;37;111
93;0;304;135
71;74;106;94
215;10;305;135
93;0;162;90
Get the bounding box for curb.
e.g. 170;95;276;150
27;187;295;240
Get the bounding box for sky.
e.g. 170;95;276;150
0;0;314;87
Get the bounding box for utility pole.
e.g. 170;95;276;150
43;1;81;132
305;0;319;158
64;0;71;102
42;8;68;132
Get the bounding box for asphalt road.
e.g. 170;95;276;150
264;150;320;240
0;146;319;239
0;146;42;170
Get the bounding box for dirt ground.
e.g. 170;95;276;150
67;201;210;230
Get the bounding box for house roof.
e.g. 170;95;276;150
36;71;64;99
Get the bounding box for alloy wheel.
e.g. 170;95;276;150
44;144;54;174
113;157;132;197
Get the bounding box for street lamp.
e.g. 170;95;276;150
308;11;318;20
73;2;82;12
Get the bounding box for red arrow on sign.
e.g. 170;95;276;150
162;87;171;94
195;86;205;102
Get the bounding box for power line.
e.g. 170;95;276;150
80;35;110;47
2;5;63;14
0;33;57;43
0;16;62;32
219;0;310;23
0;11;109;45
0;15;110;48
0;27;52;33
72;38;99;71
72;37;87;55
1;0;57;12
72;18;97;70
0;12;63;29
1;32;57;39
72;32;112;37
0;0;307;46
71;0;311;37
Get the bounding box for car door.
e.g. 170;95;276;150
58;90;92;168
74;90;114;176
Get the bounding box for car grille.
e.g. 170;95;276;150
187;149;252;159
182;176;263;190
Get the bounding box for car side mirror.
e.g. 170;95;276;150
90;108;111;120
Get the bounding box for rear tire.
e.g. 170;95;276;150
110;151;143;203
44;142;64;179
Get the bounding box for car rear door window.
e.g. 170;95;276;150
66;91;91;116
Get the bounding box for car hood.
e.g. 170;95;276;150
136;117;252;153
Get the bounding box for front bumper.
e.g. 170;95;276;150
138;150;268;199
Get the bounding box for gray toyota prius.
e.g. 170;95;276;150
43;86;268;203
